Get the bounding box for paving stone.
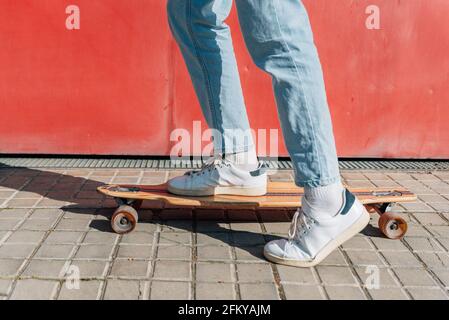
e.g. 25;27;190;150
316;266;357;285
433;172;449;180
234;246;266;262
0;259;25;277
381;251;423;267
160;220;193;232
0;244;37;259
231;233;265;246
22;259;67;278
400;202;434;212
63;209;96;220
365;172;392;181
153;261;191;281
340;236;373;250
0;219;21;231
30;209;62;219
345;180;375;188
321;249;348;266
0;191;15;199
404;237;444;252
58;280;102;300
239;283;279;300
7;198;40;207
196;232;231;246
19;219;55;231
2;167;449;300
110;177;140;185
195;262;233;283
431;269;449;287
282;284;324;300
341;172;367;180
346;250;385;266
230;222;262;233
157;245;191;260
104;280;140;300
115;170;141;177
0;209;29;219
437;237;449;251
277;265;317;285
370;238;409;251
69;260;108;279
418;194;447;203
55;219;91;231
325;286;366;300
416;252;449;268
35;244;76;259
74;245;114;260
150;281;191;300
368;287;409;300
412;213;447;225
110;259;150;278
393;268;437;287
83;231;118;244
354;266;399;288
428;226;449;238
407;288;448;300
196;282;235;300
117;245;153;259
45;231;84;244
10;279;59;300
121;232;154;246
0;279;12;296
429;202;449;212
236;263;274;283
197;245;231;261
158;232;191;245
5;230;46;243
404;224;432;237
196;221;230;233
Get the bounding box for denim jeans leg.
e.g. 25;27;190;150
235;0;341;187
167;0;254;154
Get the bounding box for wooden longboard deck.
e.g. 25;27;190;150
97;182;417;209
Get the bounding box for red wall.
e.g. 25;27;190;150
1;0;448;158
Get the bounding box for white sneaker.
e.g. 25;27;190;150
264;189;370;267
167;156;267;196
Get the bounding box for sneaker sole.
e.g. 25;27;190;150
263;203;370;267
167;184;267;197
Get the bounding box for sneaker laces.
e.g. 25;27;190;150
288;209;315;241
185;155;231;176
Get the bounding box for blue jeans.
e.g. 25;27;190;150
167;0;340;188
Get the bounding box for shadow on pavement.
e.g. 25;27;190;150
0;164;291;259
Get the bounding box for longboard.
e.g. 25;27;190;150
97;182;417;239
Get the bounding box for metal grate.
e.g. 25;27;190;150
1;156;449;171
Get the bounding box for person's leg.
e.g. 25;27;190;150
166;0;265;196
235;0;339;187
235;0;369;266
167;0;254;156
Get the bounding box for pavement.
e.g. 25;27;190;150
0;166;448;300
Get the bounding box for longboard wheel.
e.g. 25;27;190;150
111;205;138;234
378;212;407;239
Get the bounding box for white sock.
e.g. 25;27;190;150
303;181;345;218
224;147;258;171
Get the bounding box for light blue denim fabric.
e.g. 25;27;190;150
167;0;340;188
